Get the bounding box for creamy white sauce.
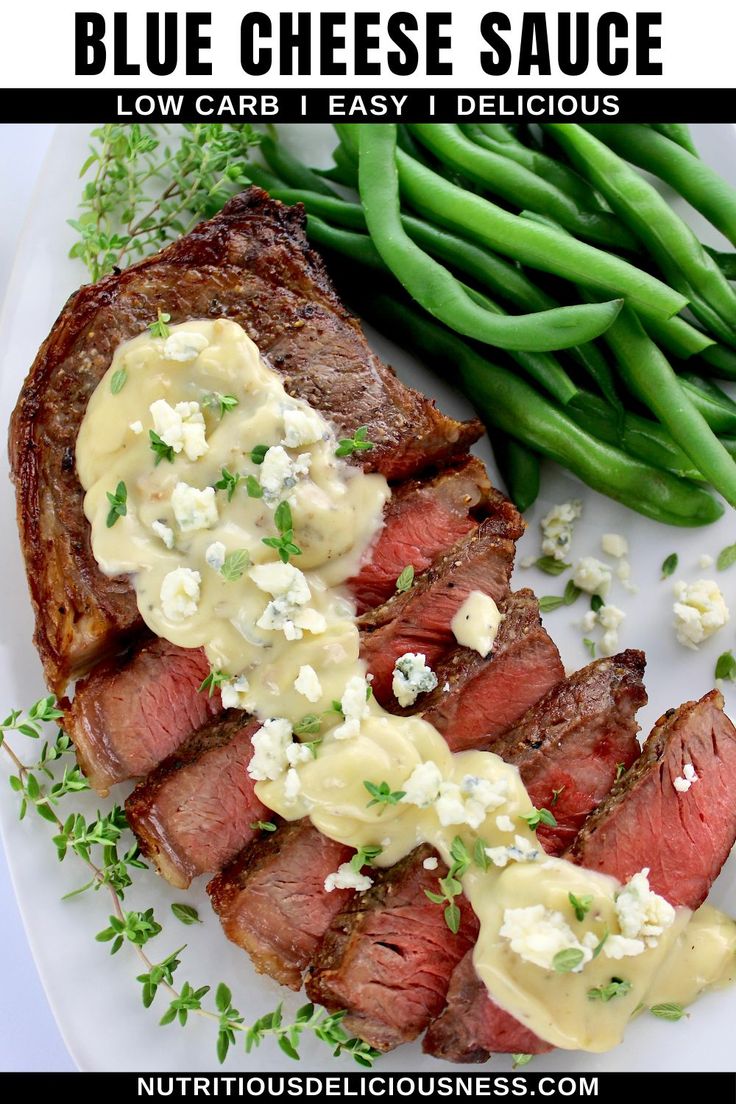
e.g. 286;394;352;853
451;590;504;658
77;319;736;1053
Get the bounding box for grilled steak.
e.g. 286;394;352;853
348;457;492;614
124;713;266;889
207;820;354;991
569;689;736;909
63;638;221;794
10;187;480;694
427;686;736;1063
305;845;479;1050
419;589;564;751
493;649;647;854
360;506;524;705
424;651;646;1063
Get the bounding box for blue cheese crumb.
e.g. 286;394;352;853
392;652;438;707
324;863;373;893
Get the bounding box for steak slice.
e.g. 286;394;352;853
428;686;736;1063
305;845;479;1050
348;458;492;614
568;689;736;909
360;505;524;706
420;651;647;1064
62;638;221;794
207;820;354;991
10;187;481;694
493;649;647;854
124;713;266;889
419;590;564;751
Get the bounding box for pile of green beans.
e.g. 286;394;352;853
253;121;736;522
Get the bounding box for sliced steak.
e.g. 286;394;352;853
62;638;221;794
421;651;647;1064
360;505;524;706
207;820;354;991
493;649;647;854
349;458;492;614
10;187;480;694
305;845;479;1050
419;590;564;752
124;713;265;889
568;689;736;909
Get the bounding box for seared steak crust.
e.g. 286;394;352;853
125;713;266;889
305;845;479;1051
10;187;481;693
207;819;354;991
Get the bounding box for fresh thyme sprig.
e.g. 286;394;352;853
1;694;380;1068
70;124;261;281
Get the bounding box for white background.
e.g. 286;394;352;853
1;0;735;89
0;123;73;1072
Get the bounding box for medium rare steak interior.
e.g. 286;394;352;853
9;187;481;694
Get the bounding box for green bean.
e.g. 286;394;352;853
259;135;341;197
461;123;609;214
568;392;702;481
356;294;722;527
339;135;686;322
407;124;635;250
677;374;736;434
306;216;579;406
355;125;623;352
584;124;736;248
544;124;736;332
706;248;736;281
646;124;699;157
594;304;736;506
492;434;541;512
699;342;736;380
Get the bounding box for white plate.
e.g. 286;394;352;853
1;123;736;1073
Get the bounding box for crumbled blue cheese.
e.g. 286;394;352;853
598;604;626;657
324;863;373;893
496;814;515;833
250;561;326;641
616;558;638;594
572;557;612;597
160;567;201;621
172;482;218;532
220;674;250;710
283;767;302;804
333;674;371;739
247;717;294;781
259;445;311;503
450;591;504;658
615;868;676;948
282;407;326;448
422;856;439;871
485;835;539;868
129;420;143;435
699;554;715;570
500;905;593;973
162;330;209;362
294;664;323;703
601;533;628;558
392;652;439;708
152;520;175;549
435;774;509;830
674;762;699;793
149;398;208;462
540;501;582;560
400;761;443;807
673;579;730;649
205;541;226;572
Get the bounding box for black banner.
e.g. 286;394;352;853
1;87;736;123
0;1072;733;1101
